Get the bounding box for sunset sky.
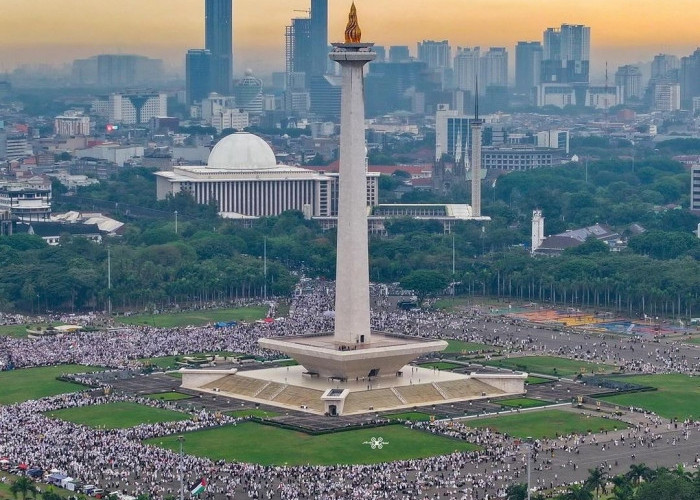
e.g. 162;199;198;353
1;0;698;79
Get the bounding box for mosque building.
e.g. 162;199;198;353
155;132;378;219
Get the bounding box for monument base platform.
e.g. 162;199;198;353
180;364;527;416
258;332;448;380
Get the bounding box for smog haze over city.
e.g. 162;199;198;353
2;0;699;78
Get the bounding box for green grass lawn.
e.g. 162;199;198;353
46;401;190;429
385;411;438;422
0;473;74;500
598;374;700;419
116;305;269;328
418;361;462;371
0;324;29;338
226;408;281;418
483;356;616;377
496;397;551;409
469;409;627;439
0;323;68;338
443;339;494;353
0;365;102;405
526;376;553;385
144;392;192;401
274;359;299;367
146;422;478;465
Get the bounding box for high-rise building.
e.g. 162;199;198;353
651;54;679;80
680;48;700;110
615;65;642;101
654;83;681;112
515;42;542;95
72;55;163;87
205;0;233;95
541;24;590;83
234;69;263;116
691;165;700;212
435;105;471;162
480;47;508;89
54;112;91;137
310;0;328;78
108;92;167;125
454;47;480;94
389;46;410;63
186;49;212;105
286;18;313;80
417;40;451;70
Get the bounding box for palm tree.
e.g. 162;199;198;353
505;483;528;500
561;483;594;500
9;477;37;500
609;476;634;500
585;466;607;499
626;463;652;486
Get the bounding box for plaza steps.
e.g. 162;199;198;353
342;388;403;413
390;387;407;404
394;384;445;405
270;385;325;412
203;375;268;398
255;381;286;400
434;379;503;400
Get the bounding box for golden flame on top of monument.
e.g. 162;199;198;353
344;2;362;43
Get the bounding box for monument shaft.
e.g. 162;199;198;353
330;45;375;345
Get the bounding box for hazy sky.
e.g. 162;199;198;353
1;0;698;79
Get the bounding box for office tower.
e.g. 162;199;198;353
310;0;328;77
454;47;480;94
417;40;451;70
435;105;470;162
389;46;410;62
54;112;91;136
614;65;642;101
186;49;212;105
373;46;386;62
691;165;700;211
364;61;426;116
286;18;313;79
515;42;542;95
108;92;167;125
480;47;508;89
234;69;263;115
651;54;680;80
75;55;163;87
654;83;681;111
205;0;233;95
541;24;590;83
680;49;700;110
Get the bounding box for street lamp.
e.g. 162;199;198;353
178;435;185;500
526;436;533;500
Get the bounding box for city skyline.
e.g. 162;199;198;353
1;0;699;79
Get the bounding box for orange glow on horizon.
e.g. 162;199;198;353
0;0;697;73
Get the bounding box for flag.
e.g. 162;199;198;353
190;478;207;496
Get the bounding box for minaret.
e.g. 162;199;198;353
532;210;544;254
470;77;482;217
329;3;376;346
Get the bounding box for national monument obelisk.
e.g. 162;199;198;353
330;3;374;347
258;2;448;381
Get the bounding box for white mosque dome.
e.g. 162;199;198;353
207;132;277;170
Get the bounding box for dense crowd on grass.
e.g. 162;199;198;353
0;282;698;499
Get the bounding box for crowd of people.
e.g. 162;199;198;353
0;281;698;499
